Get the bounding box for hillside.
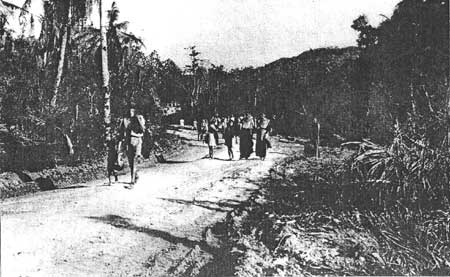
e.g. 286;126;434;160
217;46;362;140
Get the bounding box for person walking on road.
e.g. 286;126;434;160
206;120;218;159
210;113;220;144
118;106;146;187
224;120;235;160
255;113;272;160
239;113;255;159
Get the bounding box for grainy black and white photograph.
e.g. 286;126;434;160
0;0;449;276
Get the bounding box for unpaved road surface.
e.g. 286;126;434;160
1;128;300;277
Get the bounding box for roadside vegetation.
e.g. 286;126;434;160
224;139;450;275
217;0;450;276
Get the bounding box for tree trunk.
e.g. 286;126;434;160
99;0;111;143
50;2;71;108
50;25;68;108
447;76;450;147
447;2;450;147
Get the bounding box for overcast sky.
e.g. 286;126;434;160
9;0;402;69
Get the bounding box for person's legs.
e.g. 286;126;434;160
209;146;213;159
127;151;135;184
135;137;143;159
128;138;141;185
239;135;244;159
228;146;233;160
260;143;266;160
133;138;143;182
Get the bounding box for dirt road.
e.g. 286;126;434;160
1;128;300;277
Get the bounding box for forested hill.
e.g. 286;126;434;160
252;47;361;139
208;46;363;141
209;0;448;144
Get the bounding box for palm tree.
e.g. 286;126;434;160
49;0;71;108
23;0;94;108
98;0;111;142
74;1;143;141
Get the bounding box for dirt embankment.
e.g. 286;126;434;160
0;132;184;199
210;147;450;276
200;149;378;276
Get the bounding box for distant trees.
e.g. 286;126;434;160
185;45;201;117
351;15;377;49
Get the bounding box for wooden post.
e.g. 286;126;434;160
316;121;320;158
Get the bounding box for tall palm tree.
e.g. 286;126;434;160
24;0;94;108
98;0;111;142
75;1;143;142
49;0;71;108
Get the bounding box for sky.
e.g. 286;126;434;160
8;0;402;69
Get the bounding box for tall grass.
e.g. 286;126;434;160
345;125;450;211
340;121;450;274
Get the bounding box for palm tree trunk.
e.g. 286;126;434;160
50;7;70;108
99;0;111;142
447;3;450;147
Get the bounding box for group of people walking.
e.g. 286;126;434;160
109;106;274;187
197;112;272;161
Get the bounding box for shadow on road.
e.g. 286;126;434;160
160;160;192;164
159;156;207;164
269;151;290;156
87;214;218;255
159;198;242;213
213;157;233;161
59;185;88;190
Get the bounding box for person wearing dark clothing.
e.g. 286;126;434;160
239;113;255;159
196;119;202;141
255;113;271;160
224;121;235;160
107;138;124;185
232;116;240;144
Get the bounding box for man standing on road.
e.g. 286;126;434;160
118;106;146;187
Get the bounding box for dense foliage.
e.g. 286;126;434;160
0;1;187;169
